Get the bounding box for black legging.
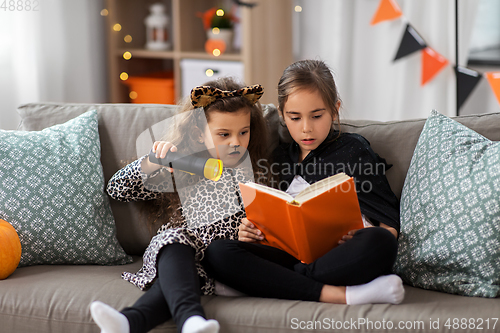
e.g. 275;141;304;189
202;227;398;301
121;243;205;333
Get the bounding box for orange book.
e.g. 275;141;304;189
239;173;364;264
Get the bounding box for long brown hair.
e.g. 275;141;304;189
147;77;271;232
277;59;342;131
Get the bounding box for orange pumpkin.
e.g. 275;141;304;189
0;219;22;279
205;38;226;56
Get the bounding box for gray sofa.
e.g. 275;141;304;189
1;102;500;333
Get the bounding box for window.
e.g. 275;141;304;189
468;0;500;66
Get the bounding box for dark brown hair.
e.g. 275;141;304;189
277;59;342;131
146;77;271;233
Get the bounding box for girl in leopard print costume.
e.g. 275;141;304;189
90;77;270;333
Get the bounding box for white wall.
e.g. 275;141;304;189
1;0;498;129
0;0;107;130
292;0;499;120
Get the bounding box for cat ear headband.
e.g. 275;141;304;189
190;84;264;108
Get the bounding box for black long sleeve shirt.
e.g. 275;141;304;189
272;131;400;233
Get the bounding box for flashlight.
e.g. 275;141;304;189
148;150;223;181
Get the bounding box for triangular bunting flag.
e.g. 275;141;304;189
421;47;449;86
371;0;403;25
485;72;500;106
394;24;427;61
456;66;482;108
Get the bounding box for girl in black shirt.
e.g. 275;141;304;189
203;60;404;305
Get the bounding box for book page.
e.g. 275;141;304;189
297;176;363;263
242;182;294;202
240;175;363;263
295;173;351;203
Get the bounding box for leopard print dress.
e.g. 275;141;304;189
107;155;252;295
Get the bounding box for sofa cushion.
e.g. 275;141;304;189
17;102;280;255
0;111;132;266
16;102;500;255
338;113;500;200
17;103;182;255
268;110;500;200
3;260;500;333
0;257;177;333
394;110;500;297
205;286;500;332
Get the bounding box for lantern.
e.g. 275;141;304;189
145;3;171;51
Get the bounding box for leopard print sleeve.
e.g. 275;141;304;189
107;155;175;202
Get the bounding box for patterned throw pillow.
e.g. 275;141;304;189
0;111;132;266
393;110;500;297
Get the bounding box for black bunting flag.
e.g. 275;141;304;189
456;66;483;108
370;0;500;109
394;24;427;61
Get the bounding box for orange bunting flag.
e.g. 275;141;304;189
485;72;500;106
421;47;449;86
371;0;403;25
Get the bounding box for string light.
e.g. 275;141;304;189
100;9;108;16
124;35;133;43
295;6;302;12
120;72;129;80
205;69;214;77
123;51;132;60
129;91;138;100
212;27;220;34
216;9;224;17
212;49;221;57
113;23;122;32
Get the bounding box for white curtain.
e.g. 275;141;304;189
294;0;480;121
0;0;106;130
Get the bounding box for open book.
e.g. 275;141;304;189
239;173;364;263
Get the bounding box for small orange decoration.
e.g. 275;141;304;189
485;72;500;106
370;0;402;25
421;47;449;86
205;39;226;56
0;219;22;279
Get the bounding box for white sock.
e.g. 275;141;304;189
90;301;130;333
182;315;220;333
345;274;405;305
